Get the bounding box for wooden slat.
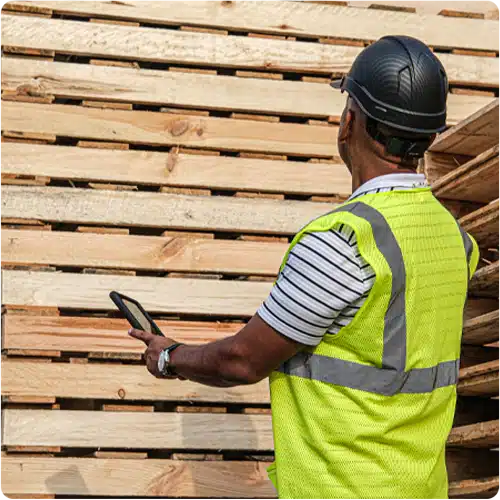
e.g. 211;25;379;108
2;230;286;275
462;310;499;345
430;99;499;156
1;360;270;403
347;1;499;18
1;143;351;196
1;314;240;353
2;49;497;112
2;101;339;157
458;360;499;396
433;145;499;203
470;262;499;298
448;420;499;448
2;185;332;235
2;410;274;450
0;16;500;97
449;476;499;499
5;2;498;51
1;456;275;497
2;270;271;316
460;200;499;249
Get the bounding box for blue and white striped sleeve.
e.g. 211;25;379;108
257;225;374;346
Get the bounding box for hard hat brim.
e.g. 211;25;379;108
330;79;343;89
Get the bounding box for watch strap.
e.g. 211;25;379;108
162;342;184;376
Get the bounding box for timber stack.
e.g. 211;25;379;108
1;1;498;498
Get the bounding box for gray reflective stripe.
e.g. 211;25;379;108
278;352;459;396
331;202;407;371
456;223;473;280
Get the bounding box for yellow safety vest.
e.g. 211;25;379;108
268;187;479;499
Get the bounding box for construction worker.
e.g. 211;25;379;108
130;36;479;498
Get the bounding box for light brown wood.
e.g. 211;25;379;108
463;310;499;345
458;360;499;396
1;456;275;497
470;261;499;298
460;200;499;249
2;101;339;157
448;420;499;448
2;143;351;196
433;145;499;203
449;476;499;498
2;270;272;316
2;229;286;275
430;99;499;156
2;315;241;353
5;2;498;51
1;360;270;403
2;185;333;235
0;57;329;118
2;410;274;450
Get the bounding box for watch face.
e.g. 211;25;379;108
158;351;166;372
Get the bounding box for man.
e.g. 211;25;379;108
130;36;479;498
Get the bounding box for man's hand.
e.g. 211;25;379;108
128;328;177;378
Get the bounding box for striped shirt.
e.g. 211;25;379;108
258;173;428;346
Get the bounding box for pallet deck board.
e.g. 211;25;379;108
1;143;351;196
2;230;287;275
458;360;499;396
1;314;240;353
1;456;276;497
470;262;499;298
5;1;498;51
448;420;499;448
459;199;499;249
2;270;272;315
2;360;270;403
449;476;499;498
462;310;499;345
2;101;340;157
430;99;499;156
2;410;275;450
1;185;333;235
433;145;499;203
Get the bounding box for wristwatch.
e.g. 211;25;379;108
158;343;184;377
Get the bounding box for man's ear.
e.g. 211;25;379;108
338;107;353;143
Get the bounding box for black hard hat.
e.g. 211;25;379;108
331;35;448;134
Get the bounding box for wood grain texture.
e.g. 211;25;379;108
1;456;275;497
2;230;287;275
470;261;499;298
448;420;499;448
5;2;498;50
2;410;274;450
1;314;241;353
460;199;499;249
1;143;351;196
433;145;499;203
3;41;498;101
463;310;500;345
430;99;499;156
2;101;339;157
449;476;499;498
1;186;333;235
458;360;499;396
2;360;270;403
2;270;272;316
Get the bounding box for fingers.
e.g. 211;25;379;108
128;328;155;345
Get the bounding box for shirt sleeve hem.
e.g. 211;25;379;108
256;307;322;347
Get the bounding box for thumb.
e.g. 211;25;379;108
128;328;155;345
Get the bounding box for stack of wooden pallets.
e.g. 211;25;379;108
1;2;498;498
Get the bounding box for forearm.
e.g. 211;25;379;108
170;335;259;387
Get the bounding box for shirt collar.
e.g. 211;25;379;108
348;173;428;201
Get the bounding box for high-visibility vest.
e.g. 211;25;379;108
268;187;479;499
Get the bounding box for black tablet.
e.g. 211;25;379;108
109;291;164;336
